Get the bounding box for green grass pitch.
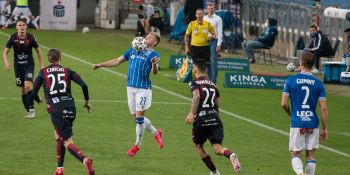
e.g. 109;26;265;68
0;28;349;175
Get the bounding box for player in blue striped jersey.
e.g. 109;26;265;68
92;33;164;156
281;52;328;175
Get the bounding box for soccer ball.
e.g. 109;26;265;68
82;27;90;34
131;37;147;51
286;62;296;72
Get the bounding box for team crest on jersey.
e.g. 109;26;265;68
27;73;33;78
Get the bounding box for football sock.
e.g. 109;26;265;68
291;156;304;175
56;139;66;167
144;117;157;135
67;144;85;163
27;90;34;110
32;20;39;29
21;94;29;112
202;155;217;172
135;116;145;146
223;149;233;159
305;160;316;175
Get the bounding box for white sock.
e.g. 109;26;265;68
305;160;316;175
291;157;304;175
135;117;145;146
144;117;157;135
31;20;39;28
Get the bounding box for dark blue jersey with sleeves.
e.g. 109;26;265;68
5;33;39;65
32;64;89;110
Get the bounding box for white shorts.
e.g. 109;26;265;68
12;6;32;17
127;87;152;114
289;128;319;151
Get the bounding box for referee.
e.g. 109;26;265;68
185;8;216;65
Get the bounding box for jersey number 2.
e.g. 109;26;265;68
48;73;67;95
301;86;310;109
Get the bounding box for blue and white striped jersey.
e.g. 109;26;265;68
122;48;160;89
283;72;326;128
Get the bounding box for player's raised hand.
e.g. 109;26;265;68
83;100;91;113
92;64;100;70
185;113;195;124
321;128;328;141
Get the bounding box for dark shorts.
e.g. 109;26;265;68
190;45;210;65
50;107;76;141
192;114;223;145
14;64;34;87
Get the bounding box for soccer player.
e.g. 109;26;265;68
281;51;328;175
31;48;94;175
2;0;40;30
92;32;164;156
185;63;241;175
3;18;44;118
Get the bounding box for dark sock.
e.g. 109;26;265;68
27;90;34;110
67;144;85;163
56;139;66;167
21;94;29;112
202;155;216;172
224;149;233;159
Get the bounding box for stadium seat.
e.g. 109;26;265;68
257;39;275;65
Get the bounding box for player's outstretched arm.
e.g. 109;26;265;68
92;56;126;70
185;89;200;124
3;48;11;70
281;94;291;117
35;47;44;69
319;99;328;141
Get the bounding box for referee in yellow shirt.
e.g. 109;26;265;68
185;8;216;65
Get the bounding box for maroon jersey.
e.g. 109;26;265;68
5;33;39;65
32;64;89;111
189;76;220;119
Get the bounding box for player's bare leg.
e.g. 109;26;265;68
305;150;316;175
194;143;220;175
291;151;305;175
212;144;240;173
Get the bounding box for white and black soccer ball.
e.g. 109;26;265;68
82;27;90;34
131;37;147;51
286;62;296;72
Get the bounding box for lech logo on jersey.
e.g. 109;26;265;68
53;0;65;17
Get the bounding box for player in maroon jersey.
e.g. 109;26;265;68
185;63;241;175
3;19;44;118
31;48;94;175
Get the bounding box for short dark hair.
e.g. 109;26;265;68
16;18;27;25
194;63;207;73
301;51;314;69
344;28;350;33
47;48;61;63
196;8;204;12
310;25;318;30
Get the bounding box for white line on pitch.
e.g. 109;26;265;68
1;31;349;159
0;97;189;105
